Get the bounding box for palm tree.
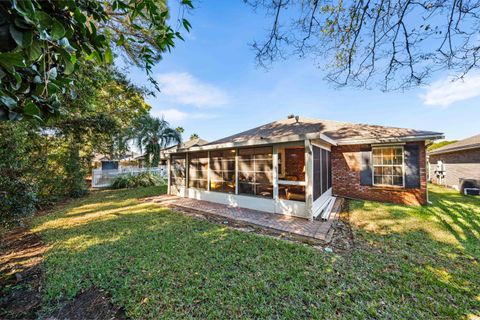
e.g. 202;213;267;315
190;133;199;140
133;115;182;167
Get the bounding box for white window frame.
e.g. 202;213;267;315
372;146;405;188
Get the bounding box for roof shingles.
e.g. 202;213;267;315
206;117;442;146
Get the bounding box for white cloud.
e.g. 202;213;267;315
157;72;230;108
151;108;188;122
150;108;218;123
420;74;480;107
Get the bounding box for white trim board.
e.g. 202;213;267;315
171;187;310;219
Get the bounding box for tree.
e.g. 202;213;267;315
190;133;199;140
134;115;182;167
176;126;185;134
246;0;480;90
53;63;152;196
428;140;458;151
0;0;193;120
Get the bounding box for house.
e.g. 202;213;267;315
428;134;480;191
167;116;443;219
92;151;141;170
159;137;208;165
134;138;209;167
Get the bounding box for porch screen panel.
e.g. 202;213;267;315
321;149;328;194
313;146;321;201
188;152;208;190
278;146;306;202
170;154;186;192
238;147;273;198
210;149;236;193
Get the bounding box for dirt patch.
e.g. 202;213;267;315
327;202;355;252
0;228;46;319
44;287;127;320
1;227;126;320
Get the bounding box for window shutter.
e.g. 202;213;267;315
360;147;373;186
404;144;420;188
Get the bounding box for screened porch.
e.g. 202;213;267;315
168;140;332;219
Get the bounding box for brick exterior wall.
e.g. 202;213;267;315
429;148;480;189
331;141;427;206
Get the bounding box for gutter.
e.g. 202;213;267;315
335;134;445;146
175;132;338;152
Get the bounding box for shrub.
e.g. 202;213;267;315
111;172;166;189
0;122;39;223
0;178;38;224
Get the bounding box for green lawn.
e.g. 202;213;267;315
32;184;479;319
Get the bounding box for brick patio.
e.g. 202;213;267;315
144;195;343;241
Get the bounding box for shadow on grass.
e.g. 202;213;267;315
31;185;480;319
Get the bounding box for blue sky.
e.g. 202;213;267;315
124;0;480;143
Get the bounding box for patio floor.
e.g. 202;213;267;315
144;195;343;241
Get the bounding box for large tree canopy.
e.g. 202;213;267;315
0;0;193;120
246;0;480;90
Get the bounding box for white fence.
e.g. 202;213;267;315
92;166;167;188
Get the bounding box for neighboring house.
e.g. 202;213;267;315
92;151;141;169
159;137;208;165
167;116;443;219
428;134;480;190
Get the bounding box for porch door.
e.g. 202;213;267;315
170;154;186;195
313;145;332;202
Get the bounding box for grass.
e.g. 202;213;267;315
31;184;479;319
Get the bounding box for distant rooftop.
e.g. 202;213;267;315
429;133;480;155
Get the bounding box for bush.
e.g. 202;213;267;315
0;122;39;224
111;172;166;189
0;178;38;224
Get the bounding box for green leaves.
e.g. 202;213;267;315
26;41;42;61
24;101;41;118
1;0;194;121
74;7;87;24
104;47;114;64
51;19;66;41
0;96;18;110
182;19;192;32
0;52;26;71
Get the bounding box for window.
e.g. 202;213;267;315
278;146;305;202
210;149;236;193
238;147;273;198
188;152;208;189
372;147;404;187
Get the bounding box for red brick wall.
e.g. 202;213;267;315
331;141;427;206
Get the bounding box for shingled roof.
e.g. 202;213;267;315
429;133;480;155
205;117;443;147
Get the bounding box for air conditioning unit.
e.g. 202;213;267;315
464;188;480;196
